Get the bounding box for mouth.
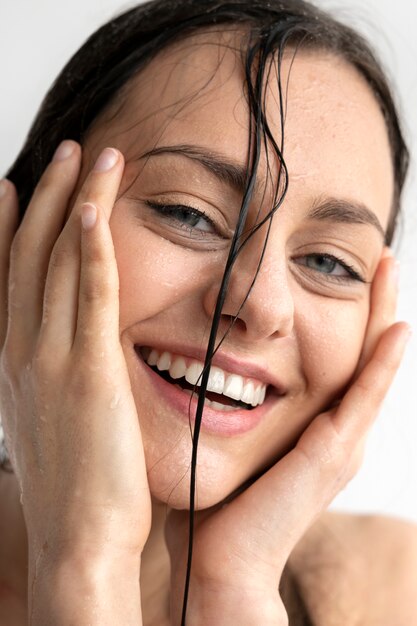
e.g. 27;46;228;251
137;346;268;412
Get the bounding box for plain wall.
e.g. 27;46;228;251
1;0;416;522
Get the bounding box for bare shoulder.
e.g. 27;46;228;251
287;511;417;625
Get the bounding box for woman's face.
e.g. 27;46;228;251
81;31;393;509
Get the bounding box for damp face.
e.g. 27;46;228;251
78;30;393;508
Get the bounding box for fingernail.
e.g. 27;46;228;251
52;140;75;162
0;179;8;200
93;148;119;172
81;203;97;230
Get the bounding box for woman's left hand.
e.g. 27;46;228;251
166;251;411;625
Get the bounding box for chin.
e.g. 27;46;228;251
143;439;253;511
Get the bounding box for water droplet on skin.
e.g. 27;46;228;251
39;415;47;423
19;492;24;506
110;393;121;409
26;363;32;371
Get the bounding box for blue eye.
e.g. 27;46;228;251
146;201;215;233
295;253;365;282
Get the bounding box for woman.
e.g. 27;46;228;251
0;0;416;623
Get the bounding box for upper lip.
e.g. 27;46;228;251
135;341;287;395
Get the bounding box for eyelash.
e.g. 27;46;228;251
294;252;366;283
146;201;365;283
145;201;218;235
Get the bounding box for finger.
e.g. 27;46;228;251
333;321;410;438
39;148;124;350
6;141;81;356
74;202;120;352
217;323;411;574
0;179;19;348
356;248;399;374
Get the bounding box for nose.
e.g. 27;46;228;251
203;231;294;342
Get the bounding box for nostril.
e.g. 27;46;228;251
220;313;247;335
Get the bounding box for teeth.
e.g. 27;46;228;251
169;356;186;379
182;389;239;411
223;374;243;401
157;351;171;370
207;399;238;411
206;366;225;394
147;349;159;367
142;347;267;408
185;362;204;385
241;381;255;405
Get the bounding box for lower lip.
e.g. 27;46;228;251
134;348;279;436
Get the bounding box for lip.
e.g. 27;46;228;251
134;345;283;436
135;341;286;393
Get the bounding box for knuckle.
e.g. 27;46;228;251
67;361;108;399
32;339;64;379
85;240;107;264
69;371;92;399
314;423;351;479
31;347;49;377
327;439;349;476
80;278;111;303
49;242;72;270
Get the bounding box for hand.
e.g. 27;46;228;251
0;143;150;623
166;251;410;625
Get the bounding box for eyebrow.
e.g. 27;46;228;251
140;144;386;238
307;199;385;239
141;144;250;194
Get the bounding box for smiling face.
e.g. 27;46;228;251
81;30;393;509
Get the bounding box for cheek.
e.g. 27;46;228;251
110;217;219;325
297;295;369;402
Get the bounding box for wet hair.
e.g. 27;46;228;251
2;0;410;622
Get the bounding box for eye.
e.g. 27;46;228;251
294;253;365;282
146;201;216;233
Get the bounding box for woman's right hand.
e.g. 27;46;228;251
0;142;150;624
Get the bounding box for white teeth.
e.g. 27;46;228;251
241;381;255;405
169;356;186;379
147;349;159;367
208;400;238;411
223;374;243;401
181;389;239;411
185;361;204;385
206;366;225;394
157;351;171;371
143;348;268;408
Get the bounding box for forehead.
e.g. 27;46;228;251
92;29;394;230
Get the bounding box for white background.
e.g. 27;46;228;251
0;0;416;522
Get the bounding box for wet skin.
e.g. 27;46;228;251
0;29;410;626
77;33;393;509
